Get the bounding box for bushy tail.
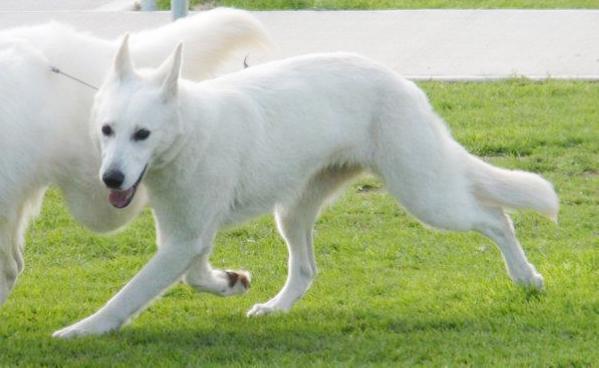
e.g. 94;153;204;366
469;156;559;222
131;8;272;80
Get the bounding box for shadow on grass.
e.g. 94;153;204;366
37;312;481;365
2;281;596;366
3;291;589;367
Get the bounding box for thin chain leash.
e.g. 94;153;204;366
49;52;257;92
49;66;98;91
49;54;253;90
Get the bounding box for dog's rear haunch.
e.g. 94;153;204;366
53;38;557;338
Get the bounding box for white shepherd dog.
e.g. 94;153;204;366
0;9;269;306
54;37;558;338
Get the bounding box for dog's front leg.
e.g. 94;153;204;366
52;238;207;338
0;223;20;306
0;212;28;306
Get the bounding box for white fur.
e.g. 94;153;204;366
0;8;270;306
54;40;559;338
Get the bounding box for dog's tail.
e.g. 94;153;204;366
131;8;272;80
468;156;559;222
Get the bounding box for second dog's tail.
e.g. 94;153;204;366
468;156;559;222
131;8;272;80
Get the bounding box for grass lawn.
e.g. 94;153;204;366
0;80;597;366
158;0;599;10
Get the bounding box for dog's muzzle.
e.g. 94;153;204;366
107;165;147;209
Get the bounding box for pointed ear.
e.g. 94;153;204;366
113;33;134;81
157;43;183;101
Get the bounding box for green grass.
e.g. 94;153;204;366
159;0;599;10
1;80;597;366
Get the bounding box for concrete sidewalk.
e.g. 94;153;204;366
255;10;599;80
0;0;134;11
0;9;597;80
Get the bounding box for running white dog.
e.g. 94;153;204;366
53;37;558;338
0;8;269;306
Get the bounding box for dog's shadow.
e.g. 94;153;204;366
35;310;467;360
30;300;541;364
0;287;559;365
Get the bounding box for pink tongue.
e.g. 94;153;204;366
108;188;134;208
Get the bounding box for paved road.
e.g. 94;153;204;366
0;9;597;80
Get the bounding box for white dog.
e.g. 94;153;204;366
53;37;558;338
0;8;269;306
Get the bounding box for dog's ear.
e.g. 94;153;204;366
156;42;183;102
113;34;134;81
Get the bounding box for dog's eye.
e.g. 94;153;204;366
102;125;113;136
133;129;151;141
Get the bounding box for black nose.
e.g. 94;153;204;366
103;170;125;189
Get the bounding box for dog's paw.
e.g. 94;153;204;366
224;270;251;296
184;269;251;297
246;301;288;317
530;271;544;290
513;265;544;290
52;314;120;339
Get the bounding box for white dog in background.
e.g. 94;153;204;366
0;8;269;306
52;37;558;338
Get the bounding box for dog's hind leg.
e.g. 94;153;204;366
376;158;544;289
247;166;361;317
474;207;544;289
381;180;544;289
183;253;251;297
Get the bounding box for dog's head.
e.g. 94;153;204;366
92;35;183;208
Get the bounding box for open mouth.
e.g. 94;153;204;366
108;165;147;209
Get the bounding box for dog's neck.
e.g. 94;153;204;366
143;85;210;188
